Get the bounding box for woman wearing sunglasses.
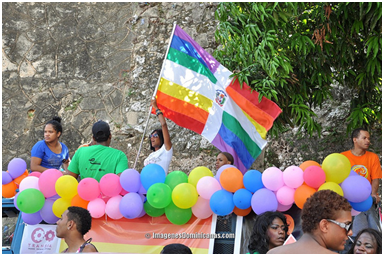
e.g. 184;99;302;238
267;190;352;254
248;211;289;253
144;98;173;175
348;228;382;254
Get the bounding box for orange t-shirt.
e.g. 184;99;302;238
341;150;382;184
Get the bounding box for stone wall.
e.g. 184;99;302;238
2;2;381;175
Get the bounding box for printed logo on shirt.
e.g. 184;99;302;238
351;165;369;179
89;158;101;165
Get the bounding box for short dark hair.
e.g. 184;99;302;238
351;128;369;146
348;228;382;254
161;243;192;254
220;152;234;165
149;129;164;151
45;116;63;137
67;206;92;236
301;190;351;233
248;211;288;254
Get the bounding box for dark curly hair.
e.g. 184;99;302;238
301;190;351;233
45;116;63;138
348;228;382;254
149;129;164;151
248;211;288;254
67;206;92;236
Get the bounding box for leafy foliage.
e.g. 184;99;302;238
214;3;382;137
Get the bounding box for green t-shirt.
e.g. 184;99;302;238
68;145;128;182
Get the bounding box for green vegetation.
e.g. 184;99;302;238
214;3;382;137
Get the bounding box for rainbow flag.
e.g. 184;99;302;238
156;25;282;173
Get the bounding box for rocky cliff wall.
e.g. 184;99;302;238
2;2;381;174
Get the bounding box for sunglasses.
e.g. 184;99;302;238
149;133;159;138
326;219;353;233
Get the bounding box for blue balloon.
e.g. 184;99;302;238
119;192;144;219
349;196;373;212
233;189;252;209
243;170;264;193
251;188;278;215
140;164;165;191
210;190;234;216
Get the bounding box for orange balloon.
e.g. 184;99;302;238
220;167;243;192
299;160;320;171
233;206;252;216
13;170;29;186
284;214;295;235
2;181;17;198
294;184;316;209
71;194;89;209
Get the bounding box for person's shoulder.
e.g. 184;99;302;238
82;243;98;253
31;140;46;151
366;150;379;158
340;150;351;156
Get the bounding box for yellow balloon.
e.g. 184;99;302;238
55;175;79;199
52;198;71;217
172;183;198;209
318;182;344;197
321;153;351;184
188;166;213;187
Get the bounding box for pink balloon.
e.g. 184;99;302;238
277;202;293;212
78;178;100;201
303;166;326;189
19;176;40;191
105;195;123;220
276;186;295;206
100;173;122;197
262;167;284;191
283;166;304;189
351;208;361;216
29;172;42;178
38;169;63;198
192;197;213;219
120;187;129;196
196;177;222;200
98;193;111;204
87;198;106;218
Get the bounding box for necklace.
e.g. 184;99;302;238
351;149;365;157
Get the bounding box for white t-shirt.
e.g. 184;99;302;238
144;144;173;175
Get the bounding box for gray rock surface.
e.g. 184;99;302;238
2;3;381;181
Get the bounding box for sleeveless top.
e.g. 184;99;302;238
63;238;98;253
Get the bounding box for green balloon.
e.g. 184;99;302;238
147;183;172;209
17;188;45;214
165;171;188;190
165;201;192;225
144;201;165;217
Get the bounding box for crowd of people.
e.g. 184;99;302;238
26;100;382;254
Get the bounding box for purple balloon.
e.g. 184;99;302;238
349;170;359;177
341;176;372;203
8;158;27;179
13;192;20;210
22;211;43;225
40;199;59;224
119;192;144;219
215;164;236;182
120;169;141;193
138;183;147;194
2;171;13;185
251;188;278;215
137;207;146;218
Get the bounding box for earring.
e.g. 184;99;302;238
67;226;70;230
